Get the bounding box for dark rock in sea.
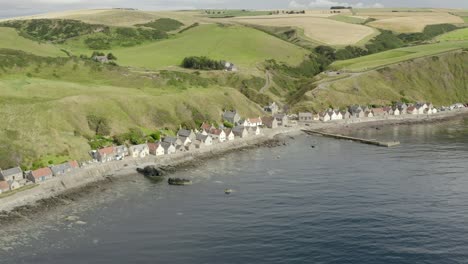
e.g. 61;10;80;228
137;166;165;177
168;178;192;186
311;145;316;148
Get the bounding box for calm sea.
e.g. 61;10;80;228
2;117;468;264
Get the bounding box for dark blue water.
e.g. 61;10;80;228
2;117;468;264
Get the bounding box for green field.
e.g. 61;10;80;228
437;28;468;41
328;15;367;24
331;41;468;72
81;24;309;70
0;27;65;57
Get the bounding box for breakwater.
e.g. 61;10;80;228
302;130;400;147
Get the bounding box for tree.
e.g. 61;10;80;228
87;115;111;136
107;53;117;60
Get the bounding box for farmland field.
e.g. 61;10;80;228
366;12;464;32
437;28;468;41
233;16;378;46
0;27;65;57
328;15;368;24
102;24;309;70
331;41;468;72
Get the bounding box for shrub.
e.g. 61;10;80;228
181;56;225;70
136;18;184;32
87;115;111;136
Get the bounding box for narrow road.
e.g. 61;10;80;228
259;71;271;94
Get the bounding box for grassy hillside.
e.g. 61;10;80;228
0;27;64;57
331;41;468;72
437;28;468;41
0;50;263;168
102;24;309;70
294;51;467;111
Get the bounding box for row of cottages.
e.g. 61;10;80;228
0;160;80;191
28;160;80;184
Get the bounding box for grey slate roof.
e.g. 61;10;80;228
163;137;178;144
196;134;208;142
50;163;71;175
223;111;237;119
130;144;148;152
0;167;22;177
177;129;192;138
161;142;174;150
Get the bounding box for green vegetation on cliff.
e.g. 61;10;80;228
295;51;468;111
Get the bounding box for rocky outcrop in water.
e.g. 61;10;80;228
168;178;192;186
137;166;165;177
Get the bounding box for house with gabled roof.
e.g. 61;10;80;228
129;144;150;158
161;142;176;155
341;110;351;120
50;162;72;177
95;146;115;163
319;112;331;122
224;129;235;141
392;106;401;116
274;114;288;126
177;129;196;142
232;126;249;138
114;145;129;160
415;104;427;115
200;122;212;132
196;134;213;147
246;117;263;127
0;167;23;182
163;137;182;146
223;110;240;124
261;116;278;129
364;111;374;118
331;110;342;120
27;167;53;183
383;107;394;116
407;106;418;115
209;128;227;143
148;142;165;156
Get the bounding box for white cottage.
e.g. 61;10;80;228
129;144;150;158
161;142;176;155
319;112;331;122
224;129;235;141
148;142;165;156
209;128;227;143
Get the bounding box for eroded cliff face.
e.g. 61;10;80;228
298;50;468;111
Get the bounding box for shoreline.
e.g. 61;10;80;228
0;126;301;222
0;109;467;222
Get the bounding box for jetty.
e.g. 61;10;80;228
302;130;400;147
